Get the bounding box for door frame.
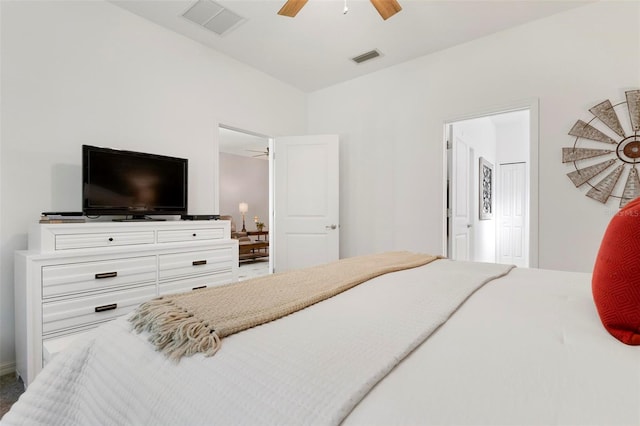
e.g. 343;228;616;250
442;98;539;268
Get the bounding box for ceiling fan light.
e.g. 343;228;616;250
277;0;401;19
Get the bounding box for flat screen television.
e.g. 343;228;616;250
82;145;188;220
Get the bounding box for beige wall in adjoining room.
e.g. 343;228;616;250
219;153;269;232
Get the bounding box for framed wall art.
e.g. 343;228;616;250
479;157;494;220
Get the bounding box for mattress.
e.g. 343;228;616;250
3;259;639;425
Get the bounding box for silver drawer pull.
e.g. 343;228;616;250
95;303;117;312
192;260;207;266
192;285;207;290
95;272;118;279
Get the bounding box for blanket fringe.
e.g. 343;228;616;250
129;252;442;360
129;298;221;361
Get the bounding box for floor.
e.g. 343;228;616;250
0;373;23;418
0;260;269;419
238;258;270;280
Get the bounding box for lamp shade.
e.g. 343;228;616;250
239;202;248;213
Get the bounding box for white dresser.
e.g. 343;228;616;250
14;220;239;386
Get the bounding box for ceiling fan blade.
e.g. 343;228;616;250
278;0;308;17
370;0;402;20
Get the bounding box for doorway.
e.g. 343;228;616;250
445;102;538;268
218;125;272;278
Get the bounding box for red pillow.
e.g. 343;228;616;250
592;196;640;345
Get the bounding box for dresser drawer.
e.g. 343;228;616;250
158;271;235;296
42;256;157;299
55;231;155;250
158;248;232;281
157;228;225;243
42;284;156;336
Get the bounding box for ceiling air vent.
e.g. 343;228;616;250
182;0;245;36
351;49;382;64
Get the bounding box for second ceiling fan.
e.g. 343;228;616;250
278;0;402;21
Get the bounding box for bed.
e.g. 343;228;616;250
2;251;639;426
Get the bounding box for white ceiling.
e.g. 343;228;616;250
110;0;593;93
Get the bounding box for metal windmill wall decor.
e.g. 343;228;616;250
562;89;640;208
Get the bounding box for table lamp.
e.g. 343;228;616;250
239;202;248;232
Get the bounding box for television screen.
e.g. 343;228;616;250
83;145;188;218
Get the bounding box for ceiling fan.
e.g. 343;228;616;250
278;0;402;20
246;147;269;158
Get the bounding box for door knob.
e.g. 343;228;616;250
326;224;337;230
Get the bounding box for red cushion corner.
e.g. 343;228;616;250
592;196;640;345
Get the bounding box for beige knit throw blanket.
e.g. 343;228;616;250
129;251;440;360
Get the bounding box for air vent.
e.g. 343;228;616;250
351;49;382;64
182;0;245;36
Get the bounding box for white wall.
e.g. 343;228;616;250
308;1;640;272
0;1;306;374
219;153;269;231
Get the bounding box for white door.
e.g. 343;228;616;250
497;162;528;267
273;135;339;272
449;128;474;261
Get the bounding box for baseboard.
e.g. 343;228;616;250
0;361;16;377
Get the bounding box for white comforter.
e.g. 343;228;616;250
3;259;510;425
345;267;640;426
3;260;640;425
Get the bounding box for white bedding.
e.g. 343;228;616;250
3;259;640;425
345;267;640;425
